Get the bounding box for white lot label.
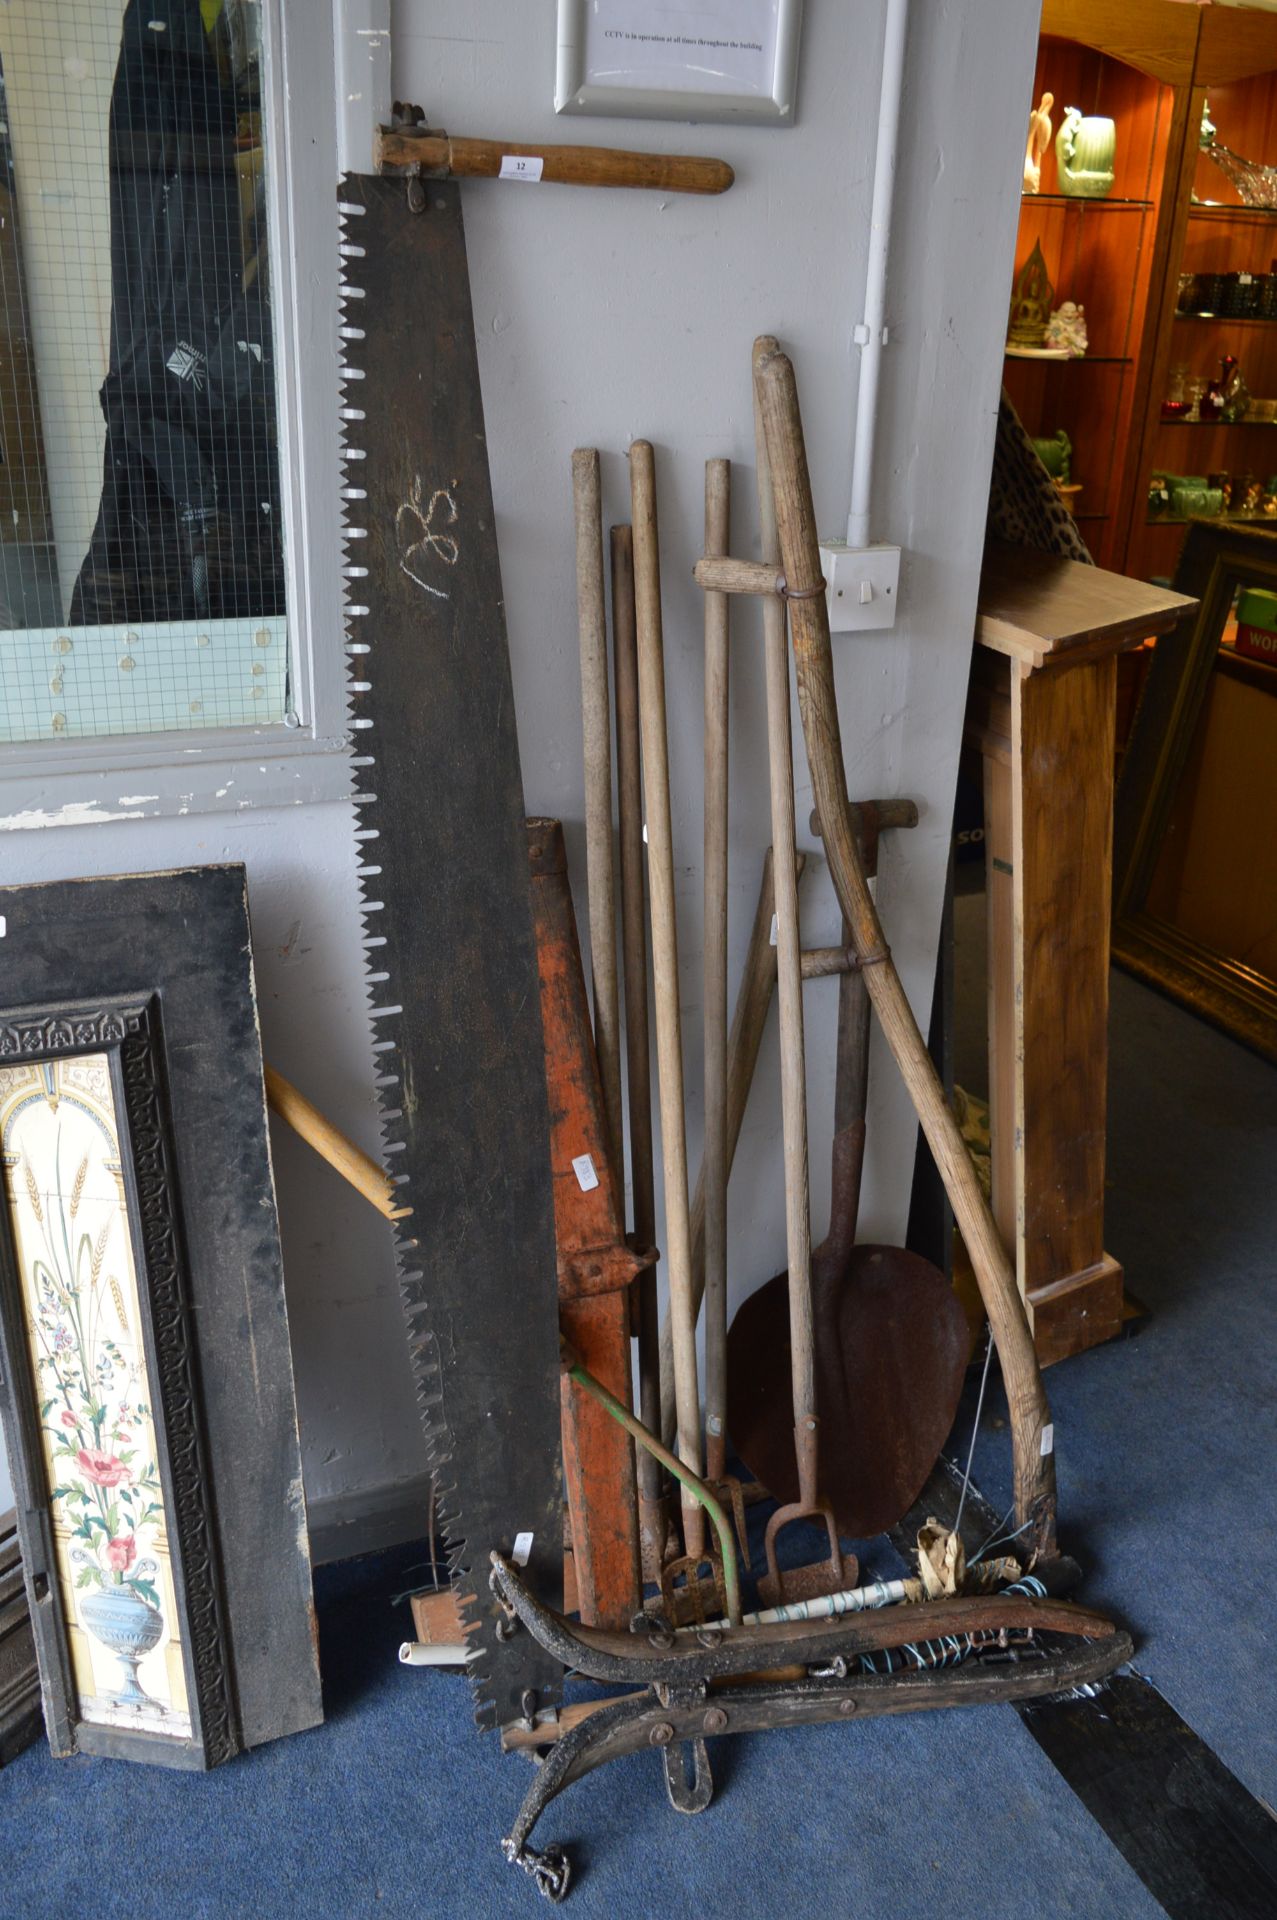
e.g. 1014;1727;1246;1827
500;155;544;182
1040;1423;1055;1457
512;1531;534;1567
572;1153;600;1192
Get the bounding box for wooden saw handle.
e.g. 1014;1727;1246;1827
376;127;734;195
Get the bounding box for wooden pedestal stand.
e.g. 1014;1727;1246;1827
963;543;1196;1366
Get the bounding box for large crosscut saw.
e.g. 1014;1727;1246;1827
338;167;567;1734
338;110;733;1737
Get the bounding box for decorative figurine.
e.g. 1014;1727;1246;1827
1045;301;1088;357
1024;91;1055;194
1007;239;1055;349
1055;107;1116;199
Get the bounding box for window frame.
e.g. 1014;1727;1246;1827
0;0;351;829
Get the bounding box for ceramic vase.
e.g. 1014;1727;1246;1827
81;1585;165;1709
1056;108;1116;199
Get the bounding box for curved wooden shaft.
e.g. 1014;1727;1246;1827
377;128;734;196
753;343;1057;1560
264;1066;406;1221
630;439;704;1559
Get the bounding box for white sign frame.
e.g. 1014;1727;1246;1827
555;0;803;126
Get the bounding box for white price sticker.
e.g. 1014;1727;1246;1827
499;154;544;183
1040;1423;1055;1457
512;1531;534;1567
572;1154;599;1193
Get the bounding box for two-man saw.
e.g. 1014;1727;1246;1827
338;116;734;1737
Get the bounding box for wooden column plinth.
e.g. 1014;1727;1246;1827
963;546;1195;1367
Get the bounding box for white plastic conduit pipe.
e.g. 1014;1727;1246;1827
847;0;908;549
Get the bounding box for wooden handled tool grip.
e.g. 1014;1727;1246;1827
754;342;1058;1561
702;458;732;1483
630;439;704;1557
264;1066;407;1222
572;449;623;1174
376;128;734;195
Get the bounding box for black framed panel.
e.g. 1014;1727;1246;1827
0;866;321;1767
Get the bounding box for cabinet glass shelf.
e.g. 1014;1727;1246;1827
1020;194;1153;210
1174;311;1277;328
1187;201;1277;222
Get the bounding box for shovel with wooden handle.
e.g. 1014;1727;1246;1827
752;340;1057;1562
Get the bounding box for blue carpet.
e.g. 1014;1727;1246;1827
1;971;1272;1918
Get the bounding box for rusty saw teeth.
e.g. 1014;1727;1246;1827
337;174;565;1732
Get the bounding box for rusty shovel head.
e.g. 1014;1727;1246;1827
727;1243;970;1544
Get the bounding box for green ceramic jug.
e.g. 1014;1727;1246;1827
1056;108;1116;198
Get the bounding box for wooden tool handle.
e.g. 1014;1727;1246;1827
702;458;732;1484
264;1066;406;1222
754;341;1058;1561
612;521;665;1568
753;340;816;1435
630;439;704;1557
377;127;734;195
572;450;623;1175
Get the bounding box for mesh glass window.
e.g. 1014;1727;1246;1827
0;2;288;745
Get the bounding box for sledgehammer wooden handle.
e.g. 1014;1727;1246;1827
376;127;734;195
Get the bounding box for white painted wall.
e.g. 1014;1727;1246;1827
0;0;1038;1547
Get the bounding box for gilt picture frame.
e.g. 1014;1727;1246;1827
0;866;322;1768
1113;520;1277;1063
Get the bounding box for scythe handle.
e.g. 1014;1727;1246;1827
752;340;1058;1561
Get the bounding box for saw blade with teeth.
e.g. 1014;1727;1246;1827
337;171;565;1732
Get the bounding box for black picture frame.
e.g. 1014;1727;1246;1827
1113;519;1277;1063
0;866;322;1768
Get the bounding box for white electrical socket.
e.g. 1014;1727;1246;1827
819;541;901;631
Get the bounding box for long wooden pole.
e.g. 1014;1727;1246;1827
753;341;1057;1560
629;439;703;1558
572;449;623;1170
702;458;731;1485
611;522;665;1572
752;343;818;1496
